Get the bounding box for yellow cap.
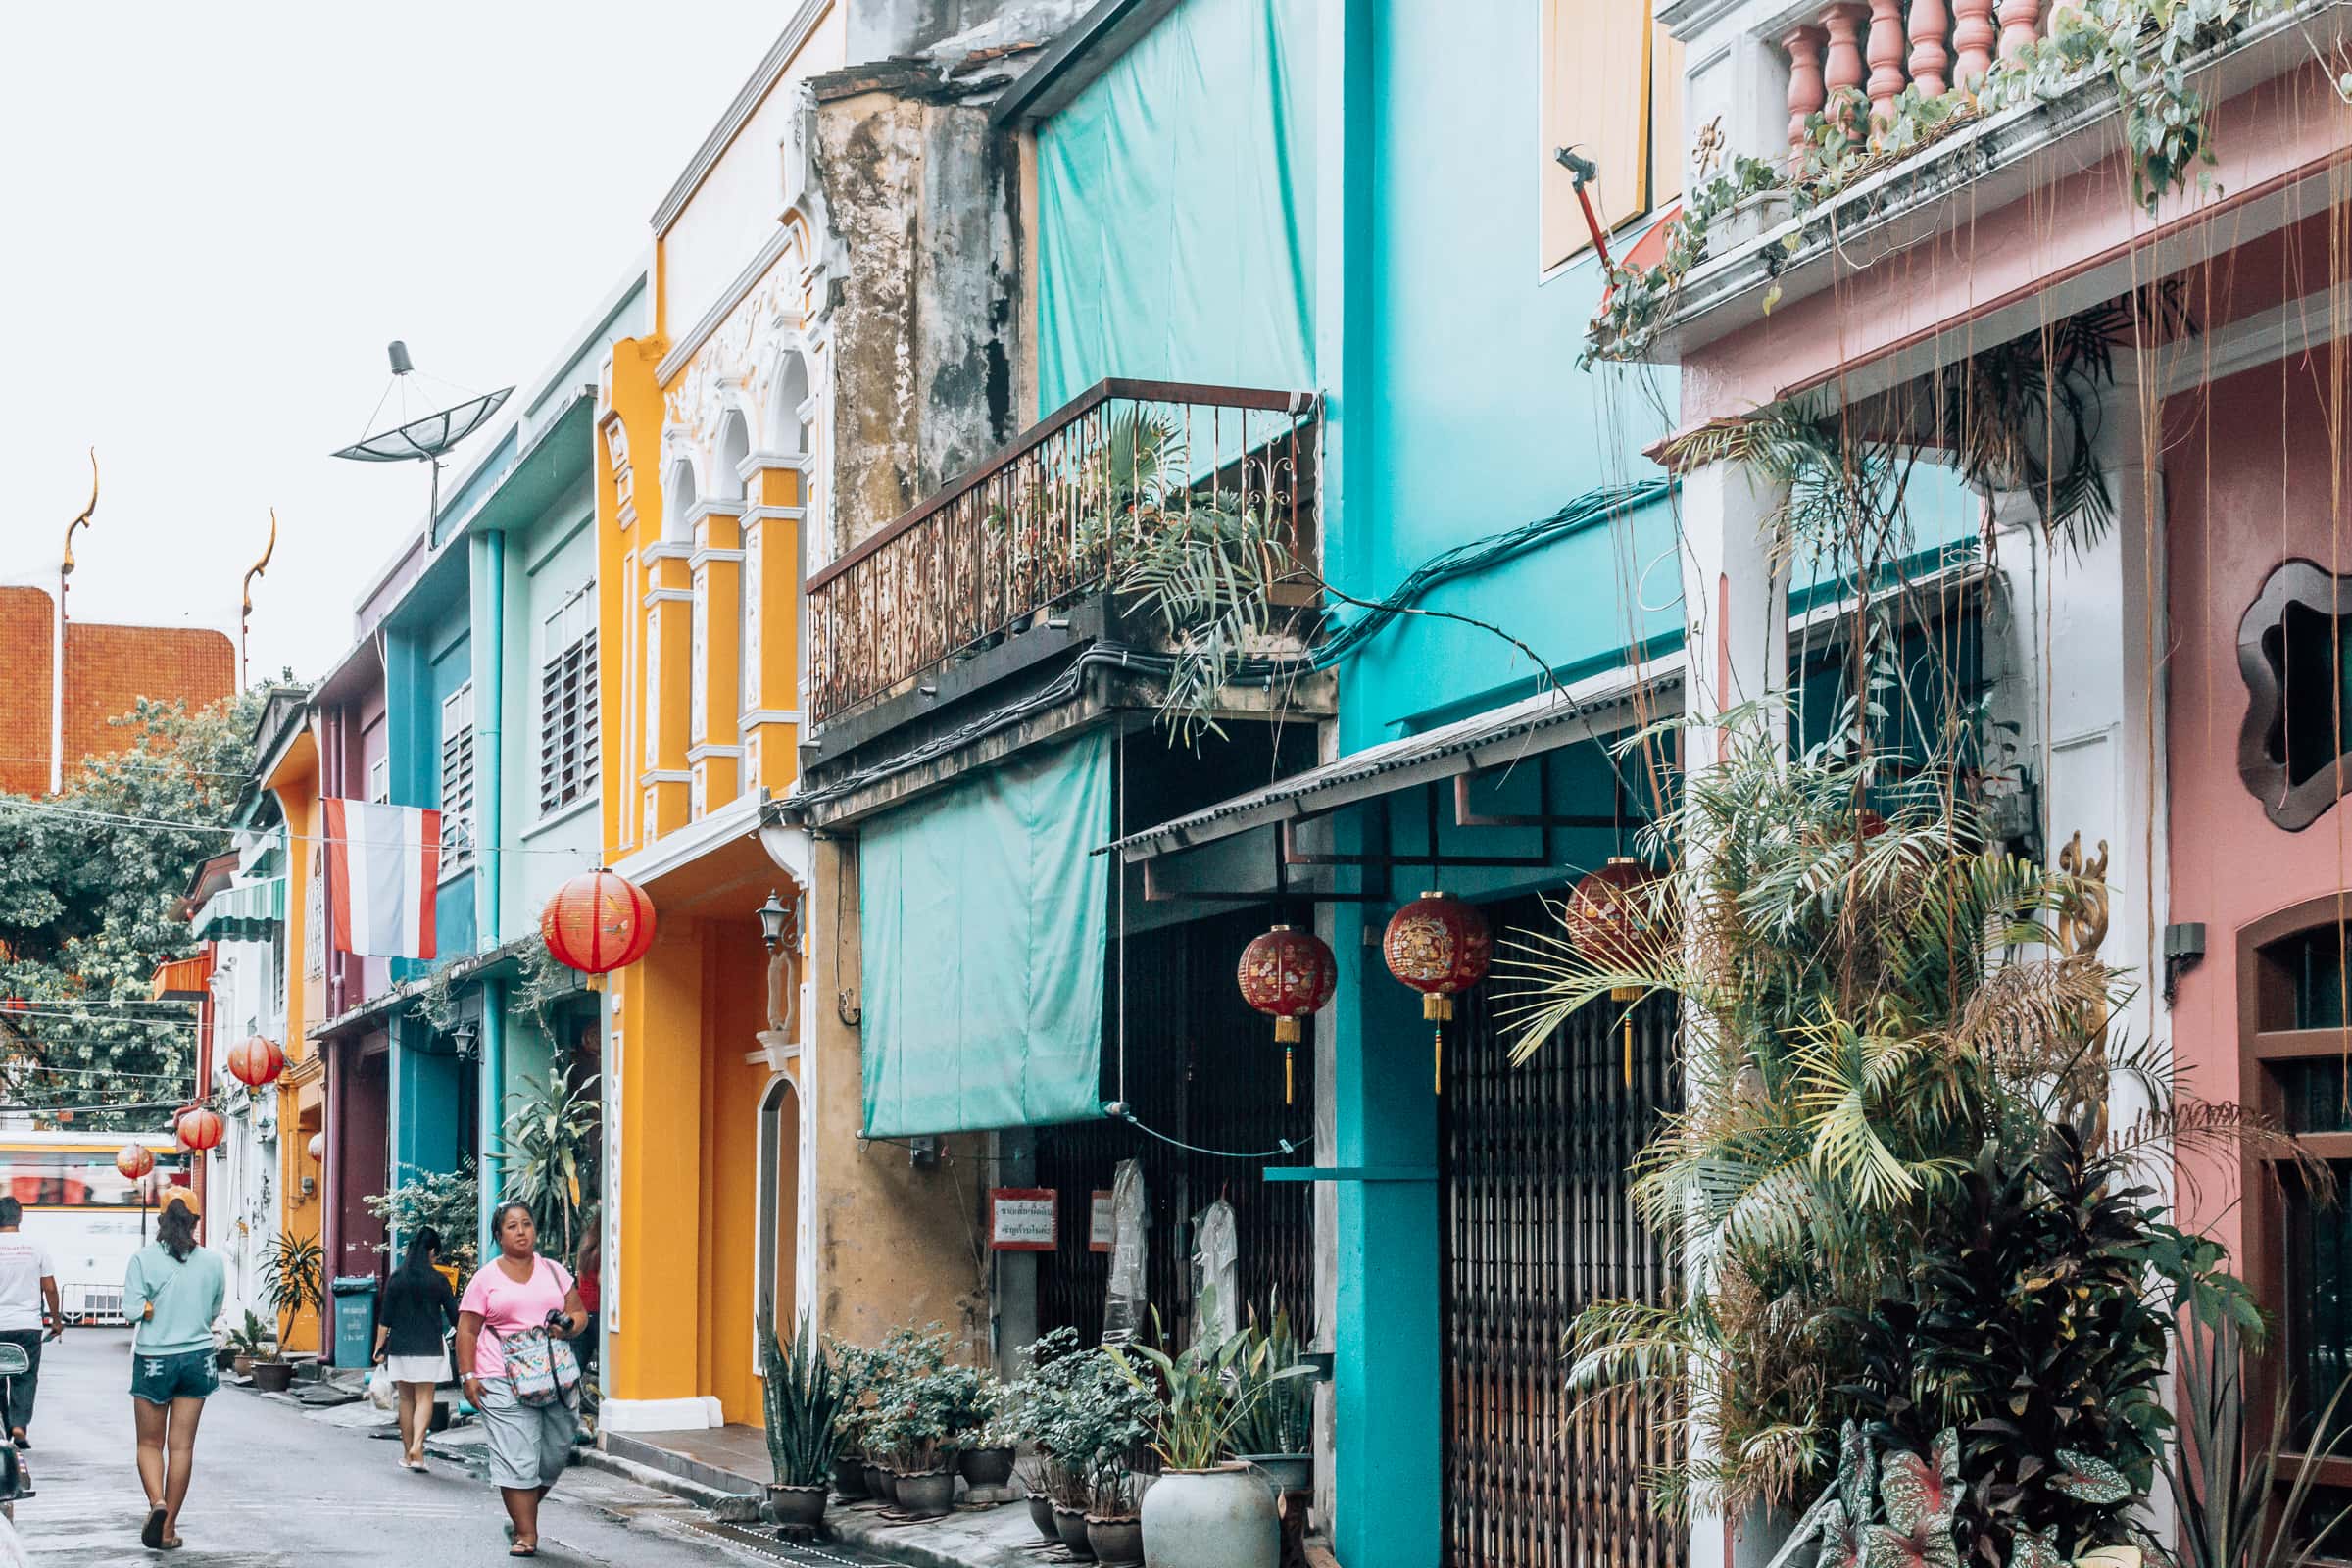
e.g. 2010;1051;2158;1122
158;1185;201;1217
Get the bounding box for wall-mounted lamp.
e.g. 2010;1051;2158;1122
450;1021;480;1062
757;890;792;952
2163;922;2208;1006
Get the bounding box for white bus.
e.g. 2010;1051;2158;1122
0;1131;191;1325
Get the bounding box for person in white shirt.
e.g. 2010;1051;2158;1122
0;1200;59;1450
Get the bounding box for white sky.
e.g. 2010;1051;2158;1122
0;2;785;685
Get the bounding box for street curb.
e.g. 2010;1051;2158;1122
574;1444;763;1523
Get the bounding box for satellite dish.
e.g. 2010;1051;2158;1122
330;341;514;520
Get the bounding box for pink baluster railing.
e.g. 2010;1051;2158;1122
1953;0;1998;84
1774;0;2060;165
1785;24;1827;171
1866;0;1908;128
1910;0;1952;99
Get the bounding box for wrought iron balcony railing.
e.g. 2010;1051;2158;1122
807;378;1320;729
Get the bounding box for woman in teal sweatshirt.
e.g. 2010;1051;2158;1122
123;1193;224;1551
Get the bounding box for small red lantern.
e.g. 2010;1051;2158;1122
225;1034;286;1089
1238;925;1338;1104
1563;857;1674;1085
176;1105;224;1152
1384;892;1493;1092
116;1143;155;1181
541;869;657;976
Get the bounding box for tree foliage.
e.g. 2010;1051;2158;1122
0;691;264;1128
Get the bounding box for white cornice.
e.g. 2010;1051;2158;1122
645;587;695;605
651;0;832;236
640;542;694;562
657;224;798;389
689;547;748;568
744;505;808;524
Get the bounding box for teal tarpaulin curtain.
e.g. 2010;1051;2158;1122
1033;0;1317;413
858;730;1112;1137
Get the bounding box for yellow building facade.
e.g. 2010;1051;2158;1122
593;2;834;1435
259;708;325;1355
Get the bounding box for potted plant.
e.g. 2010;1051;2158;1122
1032;1337;1155;1562
225;1309;272;1378
1111;1298;1302;1568
255;1233;324;1394
826;1337;875;1500
947;1366;1014;1487
759;1309;844;1529
1231;1305;1314;1498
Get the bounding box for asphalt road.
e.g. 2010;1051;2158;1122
5;1328;834;1567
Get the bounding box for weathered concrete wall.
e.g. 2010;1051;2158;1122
848;0;1091;65
810;68;1028;556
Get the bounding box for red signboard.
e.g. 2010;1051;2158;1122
988;1187;1058;1251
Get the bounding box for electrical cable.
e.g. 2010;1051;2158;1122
1102;1102;1306;1162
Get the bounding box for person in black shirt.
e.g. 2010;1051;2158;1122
370;1227;459;1471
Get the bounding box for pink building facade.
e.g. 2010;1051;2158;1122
1641;3;2352;1557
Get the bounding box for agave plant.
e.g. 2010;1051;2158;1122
760;1306;847;1488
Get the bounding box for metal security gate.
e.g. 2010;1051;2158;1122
1033;905;1316;1347
1442;895;1683;1568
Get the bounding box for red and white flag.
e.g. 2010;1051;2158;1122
323;799;442;959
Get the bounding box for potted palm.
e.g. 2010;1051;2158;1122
1111;1298;1303;1568
255;1233;324;1394
760;1309;844;1529
224;1309;272;1376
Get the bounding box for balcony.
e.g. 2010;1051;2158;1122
806;379;1320;729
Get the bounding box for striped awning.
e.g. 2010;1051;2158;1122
149;954;214;1002
191;878;286;944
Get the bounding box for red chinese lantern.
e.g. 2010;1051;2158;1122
1383;892;1494;1092
1237;925;1337;1104
225;1034;286;1089
1563;857;1673;1085
116;1143;155;1181
540;869;657;975
176;1105;224;1152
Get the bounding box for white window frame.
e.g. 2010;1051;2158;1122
368;756;390;805
538;584;600;820
440;682;476;875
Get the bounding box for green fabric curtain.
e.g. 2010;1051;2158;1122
1033;0;1316;413
859;731;1112;1137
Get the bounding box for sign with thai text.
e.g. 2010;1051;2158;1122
988;1187;1057;1251
1089;1189;1115;1252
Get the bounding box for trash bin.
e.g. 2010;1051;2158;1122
329;1276;378;1369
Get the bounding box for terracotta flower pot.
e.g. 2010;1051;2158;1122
250;1361;296;1394
958;1445;1016;1487
766;1483;826;1529
1087;1514;1145;1565
894;1468;956;1519
232;1354;256;1378
1028;1492;1061;1543
832;1455;869;1499
1054;1503;1097;1558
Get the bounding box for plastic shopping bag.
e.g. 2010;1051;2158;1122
366;1365;397;1412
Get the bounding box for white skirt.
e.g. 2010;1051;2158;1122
384;1351;450;1386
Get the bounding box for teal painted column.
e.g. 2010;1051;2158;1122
467;528;509;1254
1331;835;1442;1568
475;978;507;1249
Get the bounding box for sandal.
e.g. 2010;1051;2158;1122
141;1507;167;1549
509;1544;537;1557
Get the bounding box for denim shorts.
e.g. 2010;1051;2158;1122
131;1348;219;1405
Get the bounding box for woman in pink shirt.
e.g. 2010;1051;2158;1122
456;1202;585;1557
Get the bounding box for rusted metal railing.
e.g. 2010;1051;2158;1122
806;378;1319;728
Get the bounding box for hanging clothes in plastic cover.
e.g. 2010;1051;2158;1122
1102;1158;1149;1344
1192;1198;1239;1344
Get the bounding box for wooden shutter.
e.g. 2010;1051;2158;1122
1540;0;1657;270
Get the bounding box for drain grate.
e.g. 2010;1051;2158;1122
677;1519;901;1566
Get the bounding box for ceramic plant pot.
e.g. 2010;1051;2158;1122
863;1463;894;1504
1028;1493;1061;1543
958;1445;1016;1487
766;1483;827;1528
232;1354;256;1378
1138;1464;1277;1568
833;1455;869;1499
1054;1503;1097;1558
250;1361;296;1394
894;1468;956;1519
1237;1453;1311;1497
1087;1515;1145;1565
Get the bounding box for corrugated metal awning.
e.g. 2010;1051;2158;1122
190;877;286;944
1099;656;1687;863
